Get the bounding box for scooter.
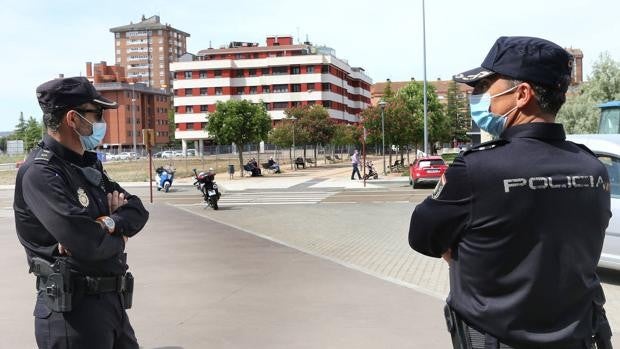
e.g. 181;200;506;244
363;161;379;180
193;168;221;210
155;166;175;192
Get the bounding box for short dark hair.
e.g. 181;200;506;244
510;78;568;116
43;107;69;132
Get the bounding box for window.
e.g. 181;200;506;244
234;69;244;77
214;70;222;77
291;66;301;75
186;106;193;113
262;85;270;93
249;86;257;94
307;66;315;73
273;102;289;109
235;87;244;95
249;69;257;76
187;123;194;130
215;87;223;95
261;68;270;75
321;65;329;73
200;88;207;96
272;66;288;75
185;88;192;96
323;100;331;108
306;83;315;90
321;83;330;91
199;71;207;78
273;84;288;93
200;105;208;112
291;84;301;92
184;71;192;79
115;33;120;38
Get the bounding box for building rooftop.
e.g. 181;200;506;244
109;15;190;37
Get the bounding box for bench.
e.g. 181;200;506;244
294;157;305;169
261;163;275;174
389;160;404;173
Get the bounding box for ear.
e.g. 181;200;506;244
515;83;534;109
65;110;79;128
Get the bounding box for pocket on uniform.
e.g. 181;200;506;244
33;298;52;319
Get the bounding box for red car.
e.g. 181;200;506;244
409;156;448;188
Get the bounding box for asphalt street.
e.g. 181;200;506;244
3;177;620;348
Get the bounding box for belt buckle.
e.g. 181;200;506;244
85;276;100;294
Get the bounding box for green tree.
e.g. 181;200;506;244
586;52;620;102
23;116;43;151
293;105;335;165
445;81;471;144
207;100;272;175
268;124;294;164
167;109;181;147
12;112;27;141
556;89;599;134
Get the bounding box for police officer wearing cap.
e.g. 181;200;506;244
409;37;612;348
14;76;149;348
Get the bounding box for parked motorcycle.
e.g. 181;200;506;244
363;161;379;180
193;168;221;210
155;165;175;192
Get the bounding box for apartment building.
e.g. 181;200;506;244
86;61;172;152
170;35;372;149
110;15;190;89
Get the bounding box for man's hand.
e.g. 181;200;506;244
108;190;128;213
442;248;452;263
58;243;72;256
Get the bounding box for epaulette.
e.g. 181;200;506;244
33;148;54;163
462;139;510;156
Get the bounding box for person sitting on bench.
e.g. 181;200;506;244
268;156;281;173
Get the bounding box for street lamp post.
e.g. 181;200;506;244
378;100;387;176
129;81;137;155
291;116;297;170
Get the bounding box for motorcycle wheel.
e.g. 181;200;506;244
212;202;219;210
164;182;170;192
373;174;378;180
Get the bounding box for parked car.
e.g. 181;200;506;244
153;151;163;158
161;150;176;158
409;156;448;188
186;149;198;157
567;134;620;270
118;152;139;160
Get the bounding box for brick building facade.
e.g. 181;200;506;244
86;61;171;152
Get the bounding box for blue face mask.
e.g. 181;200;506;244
469;86;518;138
73;111;107;151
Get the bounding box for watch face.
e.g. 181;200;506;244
103;217;115;230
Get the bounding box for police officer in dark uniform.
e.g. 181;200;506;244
14;76;149;348
409;37;612;348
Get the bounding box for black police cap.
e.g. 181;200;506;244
453;36;573;90
36;76;117;112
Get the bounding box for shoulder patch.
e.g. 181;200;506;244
33;148;54;162
462;139;509;156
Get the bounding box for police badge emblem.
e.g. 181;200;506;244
77;188;89;207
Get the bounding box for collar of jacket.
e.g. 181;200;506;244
41;135;98;167
500;122;566;141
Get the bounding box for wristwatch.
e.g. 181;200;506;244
97;216;116;234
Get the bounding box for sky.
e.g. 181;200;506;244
1;0;619;132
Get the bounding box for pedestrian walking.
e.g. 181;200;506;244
409;37;612;348
351;149;362;180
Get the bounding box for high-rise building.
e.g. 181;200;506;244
110;15;190;89
170;35;372;150
85;61;172;152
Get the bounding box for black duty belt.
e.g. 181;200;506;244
78;275;131;295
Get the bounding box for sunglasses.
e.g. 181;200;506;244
75;108;103;121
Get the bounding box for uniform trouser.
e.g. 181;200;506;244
34;290;138;349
